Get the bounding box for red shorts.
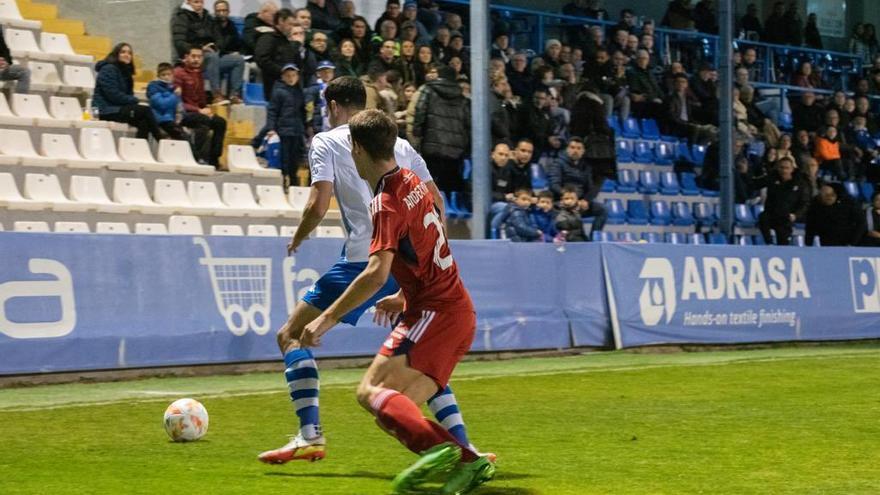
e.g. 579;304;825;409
378;308;476;388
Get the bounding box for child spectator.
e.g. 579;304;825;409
147;63;186;140
530;190;558;242
555;185;588;242
504;188;542;242
262;63;308;186
813;126;845;180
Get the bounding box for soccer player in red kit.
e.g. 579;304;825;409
301;109;495;494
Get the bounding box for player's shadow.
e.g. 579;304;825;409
473;489;542;495
264;470;393;481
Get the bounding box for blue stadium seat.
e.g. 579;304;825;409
641;232;664;243
694;202;716;226
735;204;756;228
638;170;660;194
621;117;641;138
676;141;695;164
462;159;472;181
844;181;860;200
689;233;706;244
654;142;675;166
617;231;638;242
792;234;806;247
708;232;728;244
626;200;649;225
659;172;680;195
530;163;548;190
616;169;638;193
679;172;701;196
738;235;754;245
605;199;627;224
649;200;672;226
752;235;766;245
244;82;267;106
450;192;471;218
441;191;461;219
640;118;661;140
861;182;875;202
691;144;707;166
752;203;764;219
672;201;695;226
592;231;614;242
607;116;622;135
616;139;633;162
779;112;793;130
601;179;617;193
666;232;689;244
633;141;654;164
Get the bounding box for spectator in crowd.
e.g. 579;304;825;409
554;185;588;242
763;1;787;45
792;91;824;134
254;8;299;99
294;9;313;39
541;39;563;69
431;25;451;61
306;60;335;133
396;40;418;85
690;62;719;123
334;39;362;77
753;156;810;245
368;39;397;75
211;0;245;103
813;126;845;179
510;139;537;188
489;75;512;145
519;89;554;156
739;85;781;147
491;30;512;64
413;45;435;86
309;31;331;61
94;43;163;141
850;23;871;64
289;22;318;86
628;49;664;118
664;74;717;143
372;20;400;55
402;2;431;44
806;183;865;246
490;141;513;204
531;191;558;242
393;82;417;133
405;62;438;143
693;0;718;34
341;16;373;69
374;0;403;32
804;13;822;49
147;62;186;140
307;0;341;31
738;3;762;39
739;47;760;82
446;12;466;41
174;45;227;167
507;51;534;99
609;29;629;54
545;138;608;234
242;1;278;56
661;0;695;30
864;24;880;62
791;61;818;89
445;32;469;67
0;26;29;93
261;63;307;185
172;0;240;103
505;188;543;242
861;192;880;246
412;65;470;194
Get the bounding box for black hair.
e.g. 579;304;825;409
561;185;580;196
274;8;295;25
324;76;366;110
156;62;173;74
568;136;584;145
513;188;533;197
105;42;135;76
536;190;554;200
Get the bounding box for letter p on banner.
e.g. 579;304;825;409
849;257;880;313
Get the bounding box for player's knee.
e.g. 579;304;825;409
355;383;374;411
275;327;300;353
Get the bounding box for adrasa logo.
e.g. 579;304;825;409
680;257;811;301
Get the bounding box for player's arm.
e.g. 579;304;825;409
426;180;446;222
288;181;332;255
301;250;394;346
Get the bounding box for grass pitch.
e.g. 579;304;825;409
1;344;879;494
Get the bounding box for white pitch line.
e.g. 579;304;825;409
2;351;877;413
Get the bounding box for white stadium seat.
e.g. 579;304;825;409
247;224;279;237
24;173;90;212
316;226;345;238
134;223;168;235
255;184;297;217
288;186;310;211
40;133;104;169
28;61;62;92
222;182;272;217
153;179;204;214
95;222;130;235
157;139;214;175
112;177;174;214
49;96;108;128
226;144;281;178
0;129;61;167
117;137;172;172
0;172;47;210
40;33;94;64
279;225;297;238
69;175;130;213
0;0;41;30
12;93;70;127
79;128;136;171
4;28;55;62
54;221;90;233
187;181;239;216
14;221;50;233
0;222;3;231
168;215;204;235
0;92;33;126
210;224;244;236
61;65;96;94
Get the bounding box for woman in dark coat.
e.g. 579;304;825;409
569;86;617;199
93;43;162;140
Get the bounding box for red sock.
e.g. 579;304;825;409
371;389;463;455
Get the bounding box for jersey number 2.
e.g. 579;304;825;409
423;211;453;270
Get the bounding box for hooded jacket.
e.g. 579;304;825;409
504;205;542;242
93;60;138;115
171;3;218;58
545;153;593;200
146;79;180;124
412;78;470;159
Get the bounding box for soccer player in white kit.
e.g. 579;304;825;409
258;76;485;464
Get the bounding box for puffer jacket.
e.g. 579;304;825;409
504;205;542;242
92;61;138;115
545;153;593;200
266;82;306;137
555;207;587;242
146;80;179;123
171;4;218;58
412;78;470;159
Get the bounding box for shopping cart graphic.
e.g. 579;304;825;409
194;238;272;335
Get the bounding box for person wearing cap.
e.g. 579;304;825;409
401;1;431;44
262;63;308;185
255;8;301;100
306;60;335;133
444;31;469;68
490;30;512;65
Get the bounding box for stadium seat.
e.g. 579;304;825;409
113;177;174;214
676;141;695;164
462;159;472;182
607;116;622;135
0;92;32;126
659;172;680;195
0;129;60;166
222;182;273;217
48;96;106;128
616;139;633;162
135;223;169;235
691;144;707;166
792;234;806;247
738;235;753;245
61;65;96;94
5;28;54;62
24;173;90;212
157;140;215;175
96;222;130;235
708;232;728;244
69;175;129;213
666;232;688;244
153;179;200;214
244;82;267;106
626;200;649;225
641;232;664;243
689;233;706;244
450;192;471;218
0;172;47;210
640;118;660;140
11;93;69;127
288;186;310;211
316;226;345;238
861;182;875;203
734;203;757;228
649;200;672;225
654;141;675;166
672;201;695;226
168;215;204;235
188;181;240;216
117;137;171;172
279;225;297;238
633;141;654;164
693;202;716;226
210;224;245;236
14;221;50;232
604;198;627;224
591;231;614;242
226;144;281;178
752;235;766;245
679;172;701;196
40;33;93;64
601;178;616;193
616;169;637;193
638;170;659;194
844;181;860;200
752;203;764;219
617;231;638;242
0;0;42;30
54;221;90;233
247;224;279;237
779;112;793;130
40;133;104;169
530;163;548;190
28;61;63;92
621;117;641;138
255;184;296;217
79;128;134;170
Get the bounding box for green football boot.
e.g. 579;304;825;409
440;456;497;495
391;442;462;494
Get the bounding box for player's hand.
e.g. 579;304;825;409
287;234;304;255
373;293;405;327
302;314;336;347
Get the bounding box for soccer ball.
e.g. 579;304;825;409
163;398;209;442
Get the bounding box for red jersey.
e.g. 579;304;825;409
369;167;473;313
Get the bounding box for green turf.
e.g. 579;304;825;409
1;344;879;494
